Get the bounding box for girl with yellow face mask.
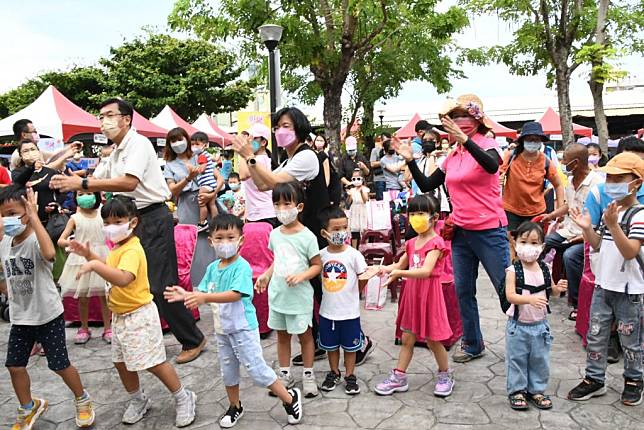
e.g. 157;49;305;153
374;194;455;397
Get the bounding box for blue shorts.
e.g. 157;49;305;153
318;316;363;352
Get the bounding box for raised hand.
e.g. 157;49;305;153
232;134;254;160
603;201;621;228
163;285;188;303
68;240;91;259
394;138;413;162
440;116;468;144
569;207;592;230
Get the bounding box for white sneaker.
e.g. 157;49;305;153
121;394;151;424
175;389;196;428
302;371;319;398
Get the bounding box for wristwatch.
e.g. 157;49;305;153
81;178;89;190
246;157;257;166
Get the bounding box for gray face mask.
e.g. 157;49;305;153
347;149;357;157
523;142;541;153
171;140;188;154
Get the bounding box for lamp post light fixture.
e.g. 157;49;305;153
377;109;385;127
259;23;283;164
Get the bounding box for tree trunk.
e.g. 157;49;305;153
589;0;610;153
361;98;375;155
323;85;344;166
554;67;574;146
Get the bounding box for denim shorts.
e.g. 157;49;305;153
216;330;277;388
318;316;363;352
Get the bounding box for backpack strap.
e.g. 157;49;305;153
543;156;550;191
619;205;644;281
513;261;524;321
538;260;552;314
503;151;517;188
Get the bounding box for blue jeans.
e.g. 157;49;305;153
505;319;552;395
585;287;643;383
452;226;510;355
374;181;386;201
216;330;277;388
544;232;584;307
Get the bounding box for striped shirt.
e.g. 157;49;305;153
596;206;644;294
197;158;218;189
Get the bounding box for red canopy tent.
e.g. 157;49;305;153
395;113;423;139
150;106;219;142
192;113;234;147
132;110;167;139
537;107;593;137
0;85;100;141
488;118;518;139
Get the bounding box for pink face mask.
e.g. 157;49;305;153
515;243;543;263
453;117;480;137
275;127;297;148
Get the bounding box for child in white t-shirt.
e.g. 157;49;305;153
318;207;374;394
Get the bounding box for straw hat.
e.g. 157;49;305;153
439;94;494;129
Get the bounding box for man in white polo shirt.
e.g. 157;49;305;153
50;98;206;364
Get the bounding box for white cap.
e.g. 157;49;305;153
345;136;358;150
249;123;271;140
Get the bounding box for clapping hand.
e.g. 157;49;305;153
393;136;413;162
21;187;38;223
232;134;254;160
68;240;91;259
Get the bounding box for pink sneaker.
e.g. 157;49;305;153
102;329;112;344
434;369;454;397
74;328;91;344
374;369;409;395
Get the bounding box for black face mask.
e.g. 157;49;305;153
387;149;395;155
422;141;436;154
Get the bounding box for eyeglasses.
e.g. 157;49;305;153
97;113;124;122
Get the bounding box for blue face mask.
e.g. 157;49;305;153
3;216;26;237
251;140;261;153
605;181;633;201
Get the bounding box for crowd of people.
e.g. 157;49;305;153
0;93;643;430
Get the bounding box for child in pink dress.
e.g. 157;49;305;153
374;194;454;397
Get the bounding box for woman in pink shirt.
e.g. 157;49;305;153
400;94;510;363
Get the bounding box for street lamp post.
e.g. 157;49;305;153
378;109;385;127
259;24;283;165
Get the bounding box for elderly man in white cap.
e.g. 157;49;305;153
338;136;370;188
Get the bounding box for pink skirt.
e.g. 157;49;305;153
396;277;452;342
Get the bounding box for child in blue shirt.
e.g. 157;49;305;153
164;214;303;427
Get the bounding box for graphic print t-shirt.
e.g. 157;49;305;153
319;247;368;320
0;234;62;325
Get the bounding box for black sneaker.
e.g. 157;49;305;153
345;374;360;395
292;348;326;366
607;333;622;364
355;337;374;366
621;378;643;406
197;221;209;233
219;403;244;428
321;370;341;392
283;388;302;425
568;378;607;401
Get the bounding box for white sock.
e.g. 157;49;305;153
128;388;145;402
303;367;314;378
280;367;290;375
173;386;188;404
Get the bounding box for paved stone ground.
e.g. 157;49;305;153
1;272;643;429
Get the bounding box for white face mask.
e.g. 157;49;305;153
101;117;121;140
523;141;541;153
171;140;188;154
276;207;299;225
103;222;132;243
515;243;544;263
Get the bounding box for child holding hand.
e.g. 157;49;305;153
165;213;303;427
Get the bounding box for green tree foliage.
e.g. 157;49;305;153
101;32;256;120
463;0;597;144
169;0;466;153
0;33;256;121
0;67;108;117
